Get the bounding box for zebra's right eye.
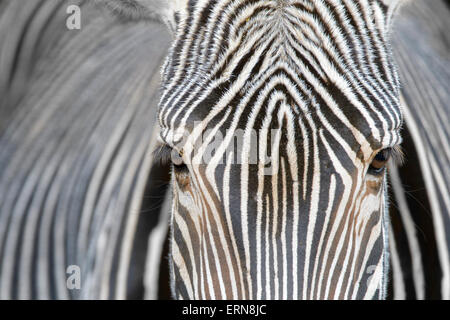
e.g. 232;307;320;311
166;148;190;186
153;144;184;167
172;155;189;175
153;144;187;169
170;148;185;167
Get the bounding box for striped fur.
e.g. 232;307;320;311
152;0;405;299
0;0;448;301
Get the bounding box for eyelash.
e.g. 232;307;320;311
153;144;174;166
153;144;187;171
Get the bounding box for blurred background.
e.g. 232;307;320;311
0;0;173;299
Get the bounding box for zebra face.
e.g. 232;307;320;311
156;0;405;300
101;0;406;300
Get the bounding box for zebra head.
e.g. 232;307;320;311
103;0;406;300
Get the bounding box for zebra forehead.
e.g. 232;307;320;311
158;0;403;149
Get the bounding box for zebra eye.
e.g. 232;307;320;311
170;148;185;166
153;144;187;171
368;149;391;176
172;154;189;176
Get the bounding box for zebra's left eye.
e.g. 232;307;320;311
368;145;404;176
368;149;391;176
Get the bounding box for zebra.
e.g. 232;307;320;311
102;0;408;300
102;0;450;300
0;0;448;300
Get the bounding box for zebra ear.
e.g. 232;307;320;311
381;0;409;28
97;0;187;35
